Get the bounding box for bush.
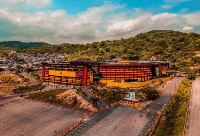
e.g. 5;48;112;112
90;87;125;104
140;88;160;101
29;90;81;108
12;83;45;94
153;79;191;136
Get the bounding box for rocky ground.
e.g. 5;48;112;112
57;89;98;113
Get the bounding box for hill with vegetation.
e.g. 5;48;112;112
0;41;48;49
23;30;200;72
1;30;200;73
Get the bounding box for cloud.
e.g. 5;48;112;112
161;4;172;9
0;0;52;9
105;12;181;38
0;5;125;43
180;8;188;13
164;0;189;4
162;0;189;10
183;12;200;26
0;3;199;44
182;26;194;32
103;0;111;4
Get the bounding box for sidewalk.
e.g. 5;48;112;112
188;79;200;136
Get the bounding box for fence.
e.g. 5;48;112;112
183;81;193;136
56;118;83;136
56;111;97;136
147;111;162;136
147;78;184;136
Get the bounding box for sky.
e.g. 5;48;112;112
0;0;199;44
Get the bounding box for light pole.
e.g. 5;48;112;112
170;92;171;99
174;82;176;91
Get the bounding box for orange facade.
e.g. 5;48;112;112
41;61;169;86
99;62;169;82
99;66;152;81
42;63;94;86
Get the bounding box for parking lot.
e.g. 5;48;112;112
80;106;148;136
0;98;88;136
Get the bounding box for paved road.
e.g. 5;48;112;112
138;77;183;135
67;77;183;136
188;78;200;136
67;105;148;136
147;77;183;112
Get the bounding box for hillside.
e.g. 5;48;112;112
0;41;48;49
1;30;200;72
22;30;200;71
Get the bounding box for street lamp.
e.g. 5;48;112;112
170;92;171;99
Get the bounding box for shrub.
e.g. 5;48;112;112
140;88;160;101
153;79;191;136
12;83;45;94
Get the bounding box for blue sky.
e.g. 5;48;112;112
0;0;199;43
51;0;200;14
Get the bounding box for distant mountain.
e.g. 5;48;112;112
0;41;48;49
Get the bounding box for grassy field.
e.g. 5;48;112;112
135;88;160;101
29;90;81;108
90;87;126;104
12;84;45;94
0;75;22;84
0;87;14;94
153;79;191;136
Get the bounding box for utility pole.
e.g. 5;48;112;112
121;44;124;60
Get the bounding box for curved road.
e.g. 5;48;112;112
188;78;200;136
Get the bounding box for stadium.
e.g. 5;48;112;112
41;60;169;87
